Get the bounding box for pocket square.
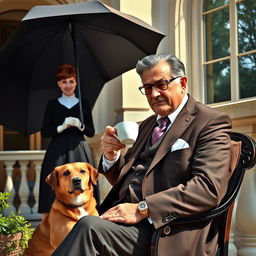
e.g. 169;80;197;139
171;138;190;152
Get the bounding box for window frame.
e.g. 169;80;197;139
201;0;256;106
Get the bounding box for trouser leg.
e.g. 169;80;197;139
51;215;154;256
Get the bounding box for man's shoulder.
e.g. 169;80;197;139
184;95;231;128
196;101;229;117
188;96;230;119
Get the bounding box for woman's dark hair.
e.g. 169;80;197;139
56;64;76;81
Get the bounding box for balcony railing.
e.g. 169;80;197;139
0;150;45;221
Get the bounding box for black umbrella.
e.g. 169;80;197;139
0;1;165;135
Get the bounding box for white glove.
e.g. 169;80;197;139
57;117;75;133
78;124;85;132
72;118;85;131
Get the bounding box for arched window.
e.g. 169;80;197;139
202;0;256;104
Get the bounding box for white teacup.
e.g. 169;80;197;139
114;121;139;145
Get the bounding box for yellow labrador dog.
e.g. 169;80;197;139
25;162;99;256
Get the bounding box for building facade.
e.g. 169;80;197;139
0;0;255;255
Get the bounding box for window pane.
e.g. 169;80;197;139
203;0;229;11
205;60;231;104
3;128;29;150
237;0;256;54
204;7;230;61
239;53;256;99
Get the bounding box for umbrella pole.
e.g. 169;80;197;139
69;22;84;127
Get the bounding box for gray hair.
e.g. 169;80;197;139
136;54;185;77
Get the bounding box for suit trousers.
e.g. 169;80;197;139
51;215;154;256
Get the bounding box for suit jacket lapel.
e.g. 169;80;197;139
146;96;197;175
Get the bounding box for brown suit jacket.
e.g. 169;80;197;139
99;95;232;256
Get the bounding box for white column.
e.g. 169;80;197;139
235;167;256;256
4;160;16;213
32;160;42;214
229;199;238;256
18;160;30;215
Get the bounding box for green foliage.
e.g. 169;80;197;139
0;192;9;212
0;192;34;255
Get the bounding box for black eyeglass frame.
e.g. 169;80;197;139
138;76;182;95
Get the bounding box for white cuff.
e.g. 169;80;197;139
57;125;64;133
102;151;121;172
147;217;153;224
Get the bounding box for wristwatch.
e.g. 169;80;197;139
137;201;149;217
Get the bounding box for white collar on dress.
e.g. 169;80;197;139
58;94;79;109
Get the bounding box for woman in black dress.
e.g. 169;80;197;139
38;64;95;213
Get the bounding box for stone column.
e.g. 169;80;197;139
235;167;256;256
4;160;16;213
229;199;238;256
18;160;30;214
32;160;42;214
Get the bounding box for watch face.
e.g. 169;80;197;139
138;201;148;216
138;201;148;212
140;202;146;210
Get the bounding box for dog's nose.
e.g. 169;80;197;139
72;177;81;186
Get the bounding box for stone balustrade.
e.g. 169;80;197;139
0;150;45;222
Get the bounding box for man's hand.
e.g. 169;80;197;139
100;203;147;224
101;126;126;161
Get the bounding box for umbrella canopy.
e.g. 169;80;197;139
0;1;165;135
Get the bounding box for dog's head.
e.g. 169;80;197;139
46;162;99;206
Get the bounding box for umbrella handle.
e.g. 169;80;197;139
69;21;84;127
75;65;85;127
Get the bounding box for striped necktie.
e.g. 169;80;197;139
151;117;170;145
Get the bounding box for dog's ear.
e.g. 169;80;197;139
46;169;59;188
85;163;99;185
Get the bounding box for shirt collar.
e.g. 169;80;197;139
58;93;79;109
60;93;77;101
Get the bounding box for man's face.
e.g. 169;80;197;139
141;61;187;117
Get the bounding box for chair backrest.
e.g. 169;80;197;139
151;132;256;256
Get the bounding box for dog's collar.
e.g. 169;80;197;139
56;198;86;209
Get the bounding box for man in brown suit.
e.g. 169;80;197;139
52;54;232;256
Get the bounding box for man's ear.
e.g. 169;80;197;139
180;76;187;91
85;163;99;185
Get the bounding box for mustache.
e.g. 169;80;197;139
151;96;166;103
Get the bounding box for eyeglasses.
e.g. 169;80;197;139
138;76;182;95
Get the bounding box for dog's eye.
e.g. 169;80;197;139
63;170;71;176
80;169;87;174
